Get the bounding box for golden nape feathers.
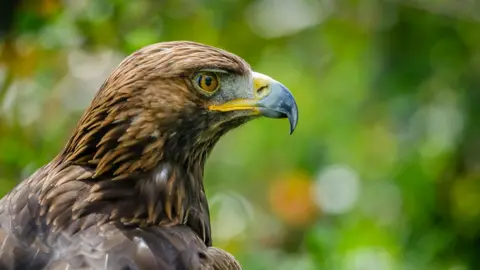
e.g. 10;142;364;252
0;41;298;270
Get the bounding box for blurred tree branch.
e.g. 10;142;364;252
0;68;13;103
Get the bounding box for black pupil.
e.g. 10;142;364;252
204;76;212;87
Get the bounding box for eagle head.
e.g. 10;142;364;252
63;41;298;175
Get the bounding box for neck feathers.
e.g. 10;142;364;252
37;100;216;245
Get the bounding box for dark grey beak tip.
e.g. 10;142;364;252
289;114;297;135
287;98;298;135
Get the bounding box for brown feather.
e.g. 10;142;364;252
0;41;251;269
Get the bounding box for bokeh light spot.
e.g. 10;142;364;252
314;164;360;215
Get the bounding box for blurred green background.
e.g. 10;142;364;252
1;0;480;269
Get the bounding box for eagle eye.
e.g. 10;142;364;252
193;72;219;95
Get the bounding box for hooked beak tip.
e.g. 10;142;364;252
256;78;299;134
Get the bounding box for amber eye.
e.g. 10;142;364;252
194;72;219;94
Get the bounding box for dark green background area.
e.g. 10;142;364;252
0;1;479;269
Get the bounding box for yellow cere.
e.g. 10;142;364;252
253;77;271;98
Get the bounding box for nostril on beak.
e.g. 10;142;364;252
256;85;269;98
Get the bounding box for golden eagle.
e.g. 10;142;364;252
0;41;298;270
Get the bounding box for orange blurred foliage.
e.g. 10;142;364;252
268;172;319;227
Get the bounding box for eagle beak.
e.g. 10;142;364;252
252;72;299;134
209;72;299;134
